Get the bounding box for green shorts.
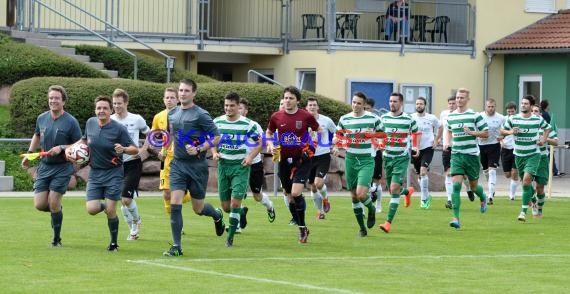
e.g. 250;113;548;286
218;159;250;201
534;155;549;186
345;154;374;191
515;153;541;180
384;155;410;186
450;153;481;180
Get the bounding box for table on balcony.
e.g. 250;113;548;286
336;12;362;39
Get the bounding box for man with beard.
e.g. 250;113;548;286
411;97;439;209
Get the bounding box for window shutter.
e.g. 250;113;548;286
525;0;555;13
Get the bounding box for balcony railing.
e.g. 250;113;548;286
16;0;475;50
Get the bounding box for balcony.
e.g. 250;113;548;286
18;0;475;55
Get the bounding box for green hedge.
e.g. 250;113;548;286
0;33;108;85
10;77;351;138
0;150;34;191
73;45;217;83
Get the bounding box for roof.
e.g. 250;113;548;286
486;9;570;54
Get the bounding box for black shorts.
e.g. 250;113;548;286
442;147;451;171
278;157;311;194
308;153;331;184
501;148;516;172
122;158;142;198
479;143;501;170
373;150;383;179
249;161;264;194
411;147;434;174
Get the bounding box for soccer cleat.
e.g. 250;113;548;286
480;199;487;213
532;205;539;217
131;217;142;237
366;211;376;229
289;218;297;225
316;211;325;220
359;229;367;237
225;238;234;248
404;187;414;208
517;212;526;222
425;194;432;209
420;200;427;209
127;234;139;241
240;206;248;229
298;227;310;244
449;218;461;229
265;207;276;223
379;221;391;233
445;200;452;209
323;197;331;213
370;191;378;203
107;243;119;252
214;208;225;236
488;197;494;205
163;245;183;256
509;196;515;201
467;191;475;202
51;238;62;248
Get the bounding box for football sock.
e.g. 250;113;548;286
227;207;240;241
199;203;218;219
170;204;183;246
260;193;273;209
386;194;400;223
108;217;119;245
320;184;328;198
51;211;63;241
120;205;133;228
361;195;375;214
294;195;306;227
488;169;497;197
420;175;429;201
521;185;533;213
352;200;365;231
163;199;171;214
311;190;323;212
537;193;545;212
452;182;462;219
510;179;519;199
127;199;140;221
445;175;453;201
288;202;299;224
474;185;485;202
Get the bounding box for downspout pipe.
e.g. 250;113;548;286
483;51;494;107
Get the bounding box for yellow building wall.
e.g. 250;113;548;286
0;0;7;27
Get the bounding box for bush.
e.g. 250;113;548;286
0;150;34;191
73;45;217;83
0;33;108;85
10;77;351;138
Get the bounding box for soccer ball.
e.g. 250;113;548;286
67;143;90;165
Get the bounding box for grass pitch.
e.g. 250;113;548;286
1;195;569;293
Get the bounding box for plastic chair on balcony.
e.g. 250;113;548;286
376;15;386;40
302;14;325;39
410;15;430;42
426;15;450;43
337;14;360;39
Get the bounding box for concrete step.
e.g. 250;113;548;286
86;62;104;70
0;176;14;191
66;54;90;62
0;29;47;39
101;69;118;78
20;37;62;47
42;46;76;55
0;160;5;176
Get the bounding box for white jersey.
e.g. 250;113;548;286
478;112;505;145
439;109;451;145
111;112;150;162
411;112;439;150
502;115;515;149
314;113;336;156
247;120;263;164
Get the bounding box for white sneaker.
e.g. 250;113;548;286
517;212;526;222
532;205;539;217
375;200;382;213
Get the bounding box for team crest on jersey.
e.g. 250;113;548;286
296;121;303;129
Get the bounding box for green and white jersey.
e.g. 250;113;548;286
214;115;259;162
447;109;488;155
337;111;382;156
538;128;557;156
380;112;418;158
502;114;550;157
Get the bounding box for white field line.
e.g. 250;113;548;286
131;253;570;263
127;259;361;294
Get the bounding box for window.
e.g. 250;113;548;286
297;69;316;92
347;79;396;112
525;0;555;13
400;84;433;114
518;74;542;104
248;69;275;84
568;0;570;9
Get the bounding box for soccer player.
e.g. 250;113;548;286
22;85;82;247
151;88;191;215
500;102;519;200
501;96;550;222
377;92;418;233
212;92;262;247
110;89;150;241
411;97;439;209
238;98;276;223
333;92;380;237
363;98;384;213
444;88;489;229
305;97;336;219
529;104;558;218
266;86;319;243
68;95;138;251
162;79;223;256
477;98;505;205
